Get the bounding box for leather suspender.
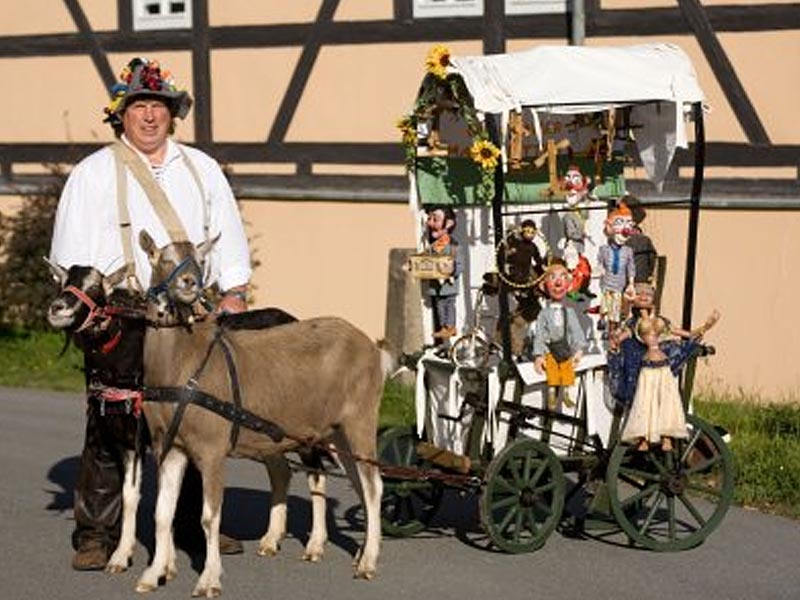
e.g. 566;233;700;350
112;140;213;290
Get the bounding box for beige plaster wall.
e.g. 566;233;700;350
239;199;417;335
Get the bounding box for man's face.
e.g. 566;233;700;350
122;98;172;155
544;265;571;301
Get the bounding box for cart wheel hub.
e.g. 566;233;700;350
663;472;687;495
520;488;537;507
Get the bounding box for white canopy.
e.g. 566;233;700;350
449;43;706;189
450;43;704;114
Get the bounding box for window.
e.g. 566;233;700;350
132;0;192;31
411;0;566;18
412;0;484;19
505;0;567;15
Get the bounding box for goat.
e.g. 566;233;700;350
47;263;150;573
136;231;383;596
47;263;326;582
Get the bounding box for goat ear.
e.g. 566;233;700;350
139;230;160;266
197;233;221;260
103;265;127;297
43;256;68;285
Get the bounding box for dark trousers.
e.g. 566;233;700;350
72;401;139;551
72;400;207;552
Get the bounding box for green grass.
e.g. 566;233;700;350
0;328;83;391
379;377;417;429
695;392;800;520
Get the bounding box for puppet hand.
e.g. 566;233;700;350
623;284;637;301
533;356;545;374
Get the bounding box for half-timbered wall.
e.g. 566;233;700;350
1;0;798;398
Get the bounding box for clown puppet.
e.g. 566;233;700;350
560;165;592;265
532;261;588;410
597;202;637;335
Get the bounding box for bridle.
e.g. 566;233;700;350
146;255;205;310
63;284;108;333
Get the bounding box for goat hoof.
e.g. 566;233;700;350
302;552;322;563
191;586;222;598
353;567;376;580
135;581;157;594
258;546;279;557
105;562;128;574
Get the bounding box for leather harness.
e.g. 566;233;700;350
143;325;286;463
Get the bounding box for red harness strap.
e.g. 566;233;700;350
95;386;144;417
64;285;105;333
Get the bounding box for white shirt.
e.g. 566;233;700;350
50;137;251;292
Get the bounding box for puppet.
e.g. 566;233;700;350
597;202;637;334
610;283;720;449
619;309;719;452
624;195;658;284
532;261;588;409
504;219;546;322
561;165;591;258
423;206;461;341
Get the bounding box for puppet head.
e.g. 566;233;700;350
520;219;537;243
605;202;634;245
541;260;572;302
426;206;456;241
563;165;591;208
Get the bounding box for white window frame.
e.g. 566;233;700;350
132;0;192;31
505;0;567;15
412;0;484;19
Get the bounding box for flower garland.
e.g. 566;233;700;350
104;57;184;125
397;45;501;203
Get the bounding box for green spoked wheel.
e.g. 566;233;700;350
480;438;565;553
606;415;736;551
377;427;444;537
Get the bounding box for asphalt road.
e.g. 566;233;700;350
1;386;798;600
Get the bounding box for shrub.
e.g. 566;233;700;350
0;174;64;330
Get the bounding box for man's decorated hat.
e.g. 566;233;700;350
103;57;192;127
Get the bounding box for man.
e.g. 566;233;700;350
50;57;251;570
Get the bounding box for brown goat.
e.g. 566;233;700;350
45;263;317;577
136;232;384;596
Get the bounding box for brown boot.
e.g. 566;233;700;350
219;533;244;555
71;540;108;571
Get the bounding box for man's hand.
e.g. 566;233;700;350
533;356;545;374
216;287;248;315
572;350;583;367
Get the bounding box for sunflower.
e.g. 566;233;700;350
425;45;452;80
470;139;500;170
396;116;417;146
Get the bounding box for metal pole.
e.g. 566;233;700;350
681;102;705;332
483;2;512;364
570;0;585;46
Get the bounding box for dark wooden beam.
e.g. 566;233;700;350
267;0;339;143
117;0;132;32
1;142;798;168
63;0;115;90
2;6;798;58
677;0;770;145
192;0;212;147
